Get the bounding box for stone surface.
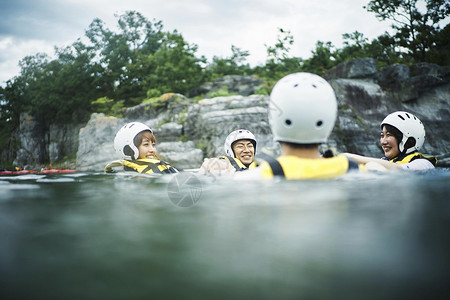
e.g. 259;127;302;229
189;75;264;98
4;60;450;170
76;113;123;171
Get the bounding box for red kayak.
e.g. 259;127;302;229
0;169;76;175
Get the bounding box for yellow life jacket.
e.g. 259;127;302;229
260;154;364;180
219;155;257;171
105;158;178;174
388;152;437;166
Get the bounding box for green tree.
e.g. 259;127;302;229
301;41;337;75
207;45;252;79
85;11;165;105
265;28;294;63
426;23;450;65
145;31;205;95
365;0;450;62
254;28;302;89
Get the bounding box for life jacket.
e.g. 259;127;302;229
104;159;178;174
218;155;258;171
259;154;362;180
386;152;437;166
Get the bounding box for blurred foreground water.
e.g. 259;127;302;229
1;169;449;299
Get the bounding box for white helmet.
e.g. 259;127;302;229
224;129;257;157
114;122;153;160
269;72;337;144
381;111;425;154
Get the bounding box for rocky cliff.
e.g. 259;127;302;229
3;58;449;170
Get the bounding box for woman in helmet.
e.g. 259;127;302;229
105;122;178;174
345;111;437;170
198;129;258;174
235;72;365;180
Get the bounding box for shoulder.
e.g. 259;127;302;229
399;158;435;171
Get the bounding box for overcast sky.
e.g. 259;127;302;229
0;0;395;87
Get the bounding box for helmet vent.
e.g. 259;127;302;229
398;114;405;120
316;120;323;127
294;84;299;87
312;84;317;88
285;119;292;126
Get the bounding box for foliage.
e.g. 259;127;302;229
364;0;450;63
209;86;237;98
91;97;124;117
206;45;252;80
144;31;206;95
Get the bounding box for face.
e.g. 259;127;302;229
380;126;400;159
138;137;156;159
232;139;255;165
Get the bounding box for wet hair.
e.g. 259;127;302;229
134;130;156;147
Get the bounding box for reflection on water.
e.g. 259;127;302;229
1;170;449;299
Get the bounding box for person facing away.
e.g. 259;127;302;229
104;122;178;174
198;129;258;174
345;111;437;171
235;72;365;180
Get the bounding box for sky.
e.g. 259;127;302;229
0;0;396;87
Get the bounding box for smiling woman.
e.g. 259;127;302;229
345;111;437;171
104;121;179;174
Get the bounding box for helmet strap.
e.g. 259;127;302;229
123;145;136;160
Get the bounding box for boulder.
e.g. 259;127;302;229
76;113;123;171
189;75;264;98
380;62;449;102
12;113;48;169
326;58;378;80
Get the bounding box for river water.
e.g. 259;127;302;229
1;169;449;299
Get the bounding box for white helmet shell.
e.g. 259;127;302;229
381;111;425;154
114;122;153;160
269;72;337;144
224;129;257;157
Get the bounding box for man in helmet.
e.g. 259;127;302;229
235;72;365;180
105;122;178;174
344;111;437;170
199;129;258;174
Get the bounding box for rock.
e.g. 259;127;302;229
76;113;123;171
123;93;192;121
184;95;276;157
326;58;378;80
157;141;204;170
380;62;449;102
12;113;48;169
379;64;410;91
154;122;183;142
189;75;264;98
49;123;84;165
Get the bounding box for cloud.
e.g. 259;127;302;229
0;0;393;86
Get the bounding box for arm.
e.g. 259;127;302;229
198;157;236;175
344;153;403;170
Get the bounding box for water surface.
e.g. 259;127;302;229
1;170;449;299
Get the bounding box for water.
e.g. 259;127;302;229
1;170;449;299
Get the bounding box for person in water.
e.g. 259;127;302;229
235;72;366;180
199;129;258;174
344;111;437;170
105;122;178;174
